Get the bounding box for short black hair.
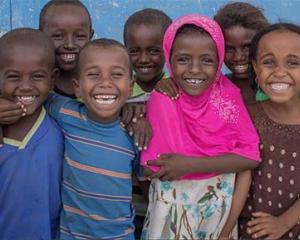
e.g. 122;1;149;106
39;0;92;30
0;28;55;69
214;2;269;32
77;38;132;78
123;8;172;45
249;22;300;89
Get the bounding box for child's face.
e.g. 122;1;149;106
253;29;300;103
224;26;256;80
42;5;92;72
126;24;165;82
170;32;218;96
74;46;131;123
0;44;54;116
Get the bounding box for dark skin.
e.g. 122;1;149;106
144;153;258;181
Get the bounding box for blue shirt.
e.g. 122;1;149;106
0;108;63;240
46;94;139;240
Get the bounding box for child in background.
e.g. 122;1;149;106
141;14;260;239
39;0;94;98
45;39;140;239
124;8;172;102
214;1;269;104
123;8;172;239
239;23;300;239
0;28;63;240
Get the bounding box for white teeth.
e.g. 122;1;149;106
94;95;117;105
233;64;248;73
186;79;203;84
94;95;116;99
17;96;36;104
61;54;76;62
270;83;290;91
139;67;152;73
95;99;116;104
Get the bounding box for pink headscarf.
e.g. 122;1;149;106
141;14;260;180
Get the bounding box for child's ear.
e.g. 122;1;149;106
129;79;135;96
50;68;60;90
73;78;81;98
90;29;94;40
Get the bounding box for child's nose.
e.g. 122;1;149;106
20;77;33;91
139;51;150;63
233;49;246;62
64;35;76;49
189;60;201;74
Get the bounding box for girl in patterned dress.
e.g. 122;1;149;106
238;23;300;239
140;14;261;240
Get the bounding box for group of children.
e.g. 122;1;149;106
0;0;299;239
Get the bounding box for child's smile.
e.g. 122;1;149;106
1;44;54;116
253;29;300;103
171;32;218;97
42;4;92;72
74;45;131;123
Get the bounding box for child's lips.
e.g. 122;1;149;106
268;82;291;93
136;66;154;74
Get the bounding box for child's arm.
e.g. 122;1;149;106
147;153;258;181
247;199;300;239
154;77;179;100
219;170;251;239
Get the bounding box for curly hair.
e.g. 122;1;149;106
214;2;269;31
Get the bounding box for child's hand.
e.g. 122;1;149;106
147;154;189;181
247;211;289;239
155;77;179;100
0;98;26;124
126;117;152;151
121;103;146;126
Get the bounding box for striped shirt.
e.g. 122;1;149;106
46;94;139;240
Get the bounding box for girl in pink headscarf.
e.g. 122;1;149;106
140;14;261;239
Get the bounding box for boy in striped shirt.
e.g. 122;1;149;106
46;38;140;239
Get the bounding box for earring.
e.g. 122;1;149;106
255;77;269;101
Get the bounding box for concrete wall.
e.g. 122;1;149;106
1;0;300;41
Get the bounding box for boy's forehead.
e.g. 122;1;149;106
80;45;130;68
1;43;52;68
43;4;90;27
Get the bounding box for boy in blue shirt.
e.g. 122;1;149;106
45;38;140;239
0;28;63;240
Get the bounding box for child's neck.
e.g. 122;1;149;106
55;70;76;96
230;75;255;103
3;107;42;141
262;99;300;125
136;71;164;93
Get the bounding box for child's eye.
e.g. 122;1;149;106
225;46;235;53
112;72;124;78
76;33;87;39
202;57;214;65
6;74;19;81
87;73;99;79
243;44;251;51
287;59;300;68
261;59;275;67
176;57;189;64
32;74;46;81
148;48;161;55
128;49;139;56
51;33;63;39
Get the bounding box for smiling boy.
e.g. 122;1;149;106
0;28;63;240
45;38;139;239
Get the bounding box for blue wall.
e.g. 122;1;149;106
1;0;300;41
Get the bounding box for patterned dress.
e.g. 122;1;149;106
239;103;300;239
